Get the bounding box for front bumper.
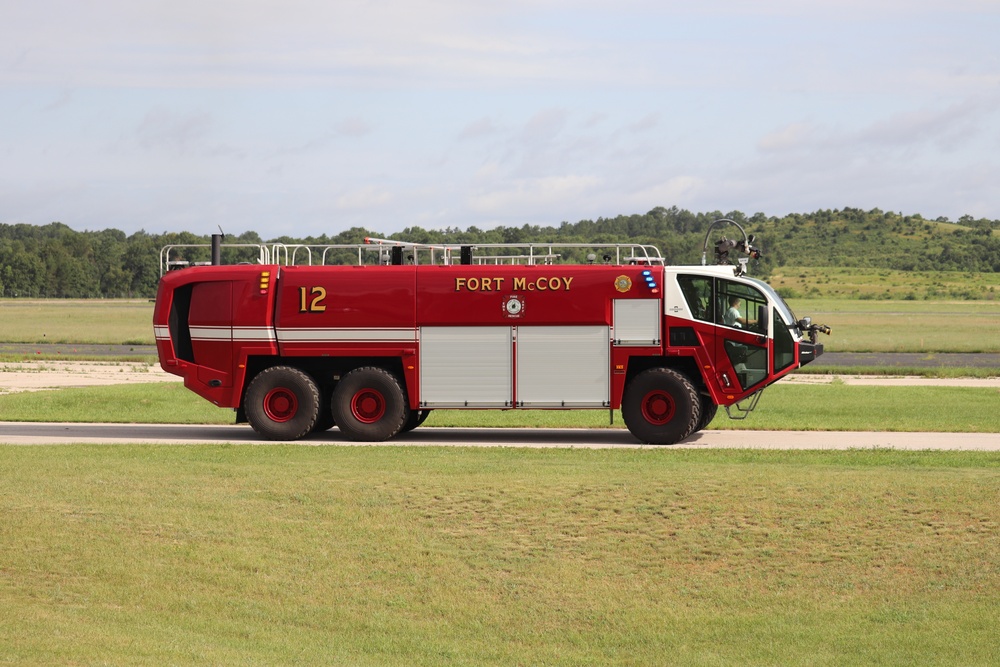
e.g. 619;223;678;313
799;342;824;366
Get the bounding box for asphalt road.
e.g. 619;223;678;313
1;422;997;450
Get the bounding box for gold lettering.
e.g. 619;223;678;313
467;277;479;290
563;276;573;290
298;286;327;313
513;277;526;291
455;278;466;291
481;278;493;291
536;277;548;291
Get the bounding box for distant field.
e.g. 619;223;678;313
0;299;153;345
771;266;1000;300
784;298;1000;353
2;278;999;354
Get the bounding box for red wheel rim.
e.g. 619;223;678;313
351;389;385;424
263;387;298;423
641;390;675;425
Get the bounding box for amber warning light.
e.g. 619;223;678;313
259;271;271;294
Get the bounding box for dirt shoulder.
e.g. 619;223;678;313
0;361;179;395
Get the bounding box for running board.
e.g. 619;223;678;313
723;389;764;421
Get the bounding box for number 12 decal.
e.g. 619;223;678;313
298;286;327;313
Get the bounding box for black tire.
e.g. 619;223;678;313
399;409;432;434
621;368;702;445
693;395;718;434
331;367;409;441
244;366;320;441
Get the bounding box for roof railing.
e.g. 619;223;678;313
160;239;666;274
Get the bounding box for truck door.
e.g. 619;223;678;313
713;279;769;394
187;280;234;387
675;274;769;397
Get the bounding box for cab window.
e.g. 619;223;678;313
717;280;767;333
677;275;713;322
773;308;795;372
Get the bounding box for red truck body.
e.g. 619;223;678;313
153;242;825;443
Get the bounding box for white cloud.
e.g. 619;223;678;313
458;117;500;141
758;123;818;153
135;109;214;153
335;117;373;138
467;174;602;215
519;108;571;145
336;185;393;211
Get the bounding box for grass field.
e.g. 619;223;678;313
772;267;1000;300
1;382;998;433
3;291;1000;354
1;446;997;666
784;298;1000;353
0;299;153;345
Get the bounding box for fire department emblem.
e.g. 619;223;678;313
504;295;524;317
614;275;632;293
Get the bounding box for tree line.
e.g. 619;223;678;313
1;207;998;298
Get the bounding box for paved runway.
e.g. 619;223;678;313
1;422;996;450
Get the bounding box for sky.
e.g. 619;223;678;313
2;0;999;238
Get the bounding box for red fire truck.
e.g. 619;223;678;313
153;229;829;444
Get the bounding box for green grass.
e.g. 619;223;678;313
773;267;1000;300
427;384;1000;433
0;299;154;344
0;384;231;424
784;298;1000;353
2;382;998;432
800;365;1000;378
3;291;1000;355
0;446;996;665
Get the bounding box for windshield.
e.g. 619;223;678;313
746;277;800;338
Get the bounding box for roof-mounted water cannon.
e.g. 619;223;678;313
701;218;761;276
797;316;832;344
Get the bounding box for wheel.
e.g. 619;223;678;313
693;395;718;434
244;366;320;440
621;368;702;445
399;409;432;433
331;367;409;441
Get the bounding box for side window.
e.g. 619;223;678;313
717;280;767;333
773;308;795;372
677;275;713;322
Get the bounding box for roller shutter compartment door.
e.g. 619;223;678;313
516;325;609;407
419;326;512;407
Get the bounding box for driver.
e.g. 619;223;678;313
724;296;756;329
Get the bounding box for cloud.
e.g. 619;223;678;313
519;108;570;145
135;108;214;153
627;113;660;133
335;117;373;137
336;185;392;210
854;100;985;152
467;174;602;215
758;123;817;153
458;117;499;141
